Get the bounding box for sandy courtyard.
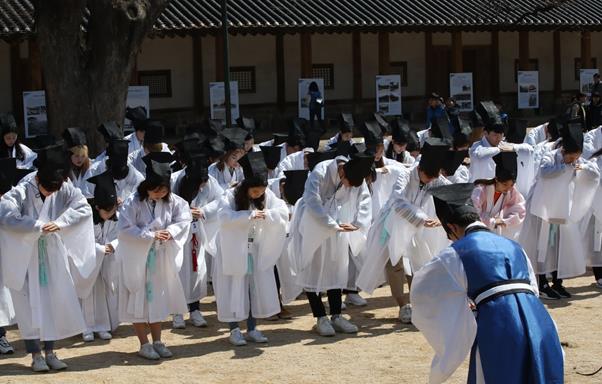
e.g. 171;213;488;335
1;275;601;383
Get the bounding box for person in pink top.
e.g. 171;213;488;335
471;152;526;240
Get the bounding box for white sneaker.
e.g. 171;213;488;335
152;341;173;358
97;331;112;340
82;331;94;342
344;293;368;307
246;329;268;343
331;315;358;334
138;343;160;360
172;314;186;329
190;310;208;328
45;352;68;370
399;304;412;324
315;316;336;337
0;336;14;354
596;279;602;289
31;354;50;372
229;328;247;346
341;302;347;311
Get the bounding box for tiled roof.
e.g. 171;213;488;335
2;0;601;39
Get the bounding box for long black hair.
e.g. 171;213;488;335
0;132;25;161
178;174;209;205
385;142;407;163
234;175;267;211
90;199;118;225
137;179;171;202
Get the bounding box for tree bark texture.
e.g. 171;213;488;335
34;0;169;155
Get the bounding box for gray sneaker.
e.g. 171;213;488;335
315;316;336;337
45;352;68;370
138;343;160;360
0;336;14;354
331;315;358;334
229;328;247;346
152;341;173;358
31;355;50;372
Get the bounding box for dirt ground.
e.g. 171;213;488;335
1;275;601;384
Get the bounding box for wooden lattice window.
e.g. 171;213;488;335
138;70;172;98
230;66;256;93
389;61;409;87
312;64;335;89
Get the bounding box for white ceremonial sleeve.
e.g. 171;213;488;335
217;192;252;276
256;190;289;271
410;247;477;384
164;196;193;270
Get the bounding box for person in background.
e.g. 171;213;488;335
591;73;602;98
425;93;446;130
567;92;587;126
587;91;602;131
63;127;93;197
324;113;355;151
0;113;37;169
208;128;247;190
307;81;324;133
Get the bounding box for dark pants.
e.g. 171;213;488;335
0;327;5;338
229;310;256;331
306;289;342;318
538;272;562;289
24;339;54;354
188;301;200;313
594;267;602;281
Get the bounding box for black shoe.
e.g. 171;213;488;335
552;284;571;298
539;286;561;300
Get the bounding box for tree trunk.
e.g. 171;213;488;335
34;0;169;156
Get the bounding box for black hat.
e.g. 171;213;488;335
373;112;389;134
429;92;443;101
260;145;282;170
237;116;256;140
107;139;130;175
547;118;561;141
175;137;204;165
493;152;518;181
470;110;485;128
289;118;307;140
0;158;17;193
334;140;355;157
200;119;224;138
430;115;453;141
125;106;148;131
87;171;117;208
34;144;68;171
391;118;411;144
97;121;123;142
206;136;226;158
452;118;473;148
142;120;164;145
419;137;451;176
343;152;375;187
361;121;384;150
339;113;354;134
238;151;268;180
185;154;209;183
442;150;468;177
351;142;367;155
221;127;248;151
32;134;60;149
477;101;504;133
506;119;528;144
430;183;478;227
0;113;17;135
407;129;421;151
62;127;87;148
562;119;584;153
273;133;288;146
283;170;309;206
307;150;337;171
142;152;174;185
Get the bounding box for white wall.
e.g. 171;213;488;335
560;32;581;91
390;32;425;97
498;32;519;93
137;36;194;110
361;33;379;99
530;32;554;91
0;42;12;112
312;33;353;100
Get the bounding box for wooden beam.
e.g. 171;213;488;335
352;31;362;101
215;33;224;81
9;43;23;126
300;32;312;78
451;31;463;73
553;31;562;98
28;39;43;90
581;31;592;69
491;31;500;100
518;31;530;70
276;34;286;112
425;32;433;95
130;55;138;85
378;31;390;75
192;35;204;115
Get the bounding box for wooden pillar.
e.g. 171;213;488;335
28;39;43;90
300;32;312;78
215;33;224;81
276;34;286;112
10;43;23;125
192;35;204;115
352;31;362;101
130;56;138;85
425;32;433;94
491;31;500;100
581;31;593;69
518;31;530;70
553;31;562;98
378;31;390;75
451;31;463;73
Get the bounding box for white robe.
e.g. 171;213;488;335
0;180;96;340
523;123;548;147
275;149;311;178
0;249;15;328
519;149;600;278
69;167;94;198
172;173;224;305
447;165;470;184
214;189;288;322
410;244;539;384
117;193;191;323
357;164;450;294
290;158;372;292
124;133;170;155
9;143;37;169
584;126;602;159
208;162;245;190
370;158;407;218
88;162;145;202
81;219;120;332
